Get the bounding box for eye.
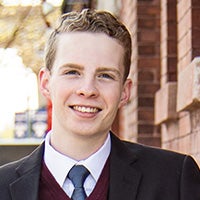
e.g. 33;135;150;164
98;73;114;80
65;70;80;76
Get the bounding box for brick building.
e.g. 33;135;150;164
108;0;200;165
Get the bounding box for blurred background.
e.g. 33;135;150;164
0;0;200;166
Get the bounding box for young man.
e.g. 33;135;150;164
0;9;200;200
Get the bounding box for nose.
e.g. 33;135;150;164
76;78;99;98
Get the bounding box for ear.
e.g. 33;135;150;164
118;79;132;108
38;67;51;100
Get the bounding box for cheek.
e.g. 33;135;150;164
49;81;68;102
103;87;122;107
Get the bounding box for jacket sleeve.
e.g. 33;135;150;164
180;155;200;200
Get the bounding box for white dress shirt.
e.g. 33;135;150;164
44;131;111;197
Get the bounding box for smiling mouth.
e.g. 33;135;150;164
71;105;101;113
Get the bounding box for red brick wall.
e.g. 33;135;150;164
154;0;200;165
176;0;200;164
160;0;177;85
155;0;178;151
118;0;161;147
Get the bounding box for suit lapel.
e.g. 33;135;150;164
9;143;44;200
109;134;142;200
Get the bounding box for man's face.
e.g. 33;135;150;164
40;32;131;139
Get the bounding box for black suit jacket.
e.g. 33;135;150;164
0;133;200;200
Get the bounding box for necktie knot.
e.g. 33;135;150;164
68;165;90;200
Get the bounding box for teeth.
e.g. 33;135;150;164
73;106;99;113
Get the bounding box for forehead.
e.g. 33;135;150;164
57;32;123;53
54;32;125;69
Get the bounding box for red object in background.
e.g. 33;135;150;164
46;100;52;132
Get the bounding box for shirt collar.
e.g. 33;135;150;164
44;131;111;187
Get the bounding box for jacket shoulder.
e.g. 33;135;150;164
121;139;197;166
0;143;44;185
0;156;27;179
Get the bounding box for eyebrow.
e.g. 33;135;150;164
97;67;122;78
59;63;84;71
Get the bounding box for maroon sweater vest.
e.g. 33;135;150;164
38;158;110;200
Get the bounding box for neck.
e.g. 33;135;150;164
49;130;109;161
